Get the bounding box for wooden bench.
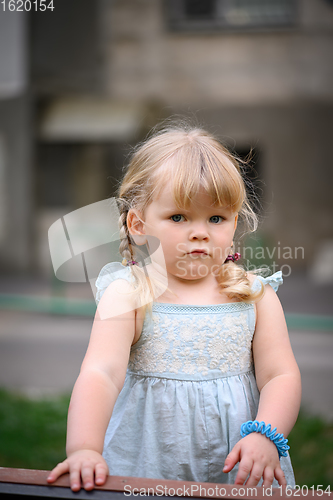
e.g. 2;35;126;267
0;467;329;499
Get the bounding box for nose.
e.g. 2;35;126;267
189;222;209;241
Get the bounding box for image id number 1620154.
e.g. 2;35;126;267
281;485;331;496
1;0;54;11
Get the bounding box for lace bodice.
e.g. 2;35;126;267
128;302;256;380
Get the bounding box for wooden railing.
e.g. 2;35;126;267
0;467;330;499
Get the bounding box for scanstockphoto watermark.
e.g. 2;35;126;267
239;242;305;263
123;484;331;497
123;483;262;497
175;243;305;278
237;241;305;278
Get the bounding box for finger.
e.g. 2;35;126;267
223;443;241;473
95;463;108;486
81;464;95;491
262;467;274;487
234;458;253;485
275;466;287;487
69;467;83;492
47;461;69;483
245;463;264;487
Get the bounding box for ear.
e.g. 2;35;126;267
127;209;147;246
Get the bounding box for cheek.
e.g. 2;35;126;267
162;229;179;244
159;235;176;251
163;238;183;260
219;224;235;239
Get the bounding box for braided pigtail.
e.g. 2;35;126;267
118;204;135;267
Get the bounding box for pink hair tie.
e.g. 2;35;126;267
224;252;241;263
122;258;138;266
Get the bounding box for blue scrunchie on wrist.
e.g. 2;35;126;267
240;420;290;458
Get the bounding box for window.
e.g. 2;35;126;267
166;0;297;32
184;0;216;19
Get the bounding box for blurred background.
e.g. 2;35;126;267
0;0;332;487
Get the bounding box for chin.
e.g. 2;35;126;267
173;262;212;280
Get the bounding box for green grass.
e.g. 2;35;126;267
0;388;332;487
0;388;69;470
288;411;333;488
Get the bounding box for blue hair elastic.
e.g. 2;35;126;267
240;420;290;458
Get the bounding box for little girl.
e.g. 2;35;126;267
47;125;301;492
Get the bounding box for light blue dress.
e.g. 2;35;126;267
95;263;295;485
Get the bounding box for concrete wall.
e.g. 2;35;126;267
105;0;333;106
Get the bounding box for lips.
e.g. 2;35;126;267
188;250;208;255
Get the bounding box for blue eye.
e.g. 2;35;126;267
210;216;223;224
171;214;185;222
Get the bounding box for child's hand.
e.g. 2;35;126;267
47;450;109;491
223;433;287;487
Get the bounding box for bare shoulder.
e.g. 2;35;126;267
97;278;138;321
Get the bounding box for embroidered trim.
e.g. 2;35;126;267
152;302;253;314
126;368;256;382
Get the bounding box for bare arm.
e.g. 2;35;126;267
253;284;301;435
47;279;138;491
224;283;301;486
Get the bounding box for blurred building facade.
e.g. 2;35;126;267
0;0;332;276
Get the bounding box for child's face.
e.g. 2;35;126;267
128;181;238;283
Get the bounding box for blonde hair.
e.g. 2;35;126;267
116;125;264;312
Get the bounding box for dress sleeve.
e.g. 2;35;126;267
95;262;134;304
252;270;283;293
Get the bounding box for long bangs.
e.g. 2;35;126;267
153;138;245;213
